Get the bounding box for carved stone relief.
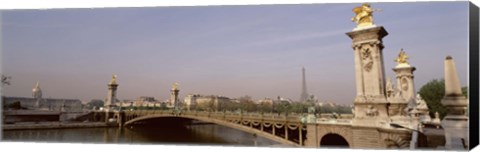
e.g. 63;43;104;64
386;77;395;99
401;77;408;91
381;133;410;149
361;48;374;72
356;95;375;103
366;105;379;117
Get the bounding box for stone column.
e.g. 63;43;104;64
170;88;179;109
389;61;417;126
106;78;118;110
105;75;118;123
346;26;390;127
440;56;468;150
393;64;416;101
304;107;318;147
116;111;125;127
304;122;319;147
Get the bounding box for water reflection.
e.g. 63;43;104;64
2;124;279;146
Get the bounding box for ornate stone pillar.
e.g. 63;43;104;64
441;56;468;150
346;26;390;127
346;20;413;149
392;50;416;101
105;75;118;123
170;83;180;109
389;50;417;127
105;75;118;111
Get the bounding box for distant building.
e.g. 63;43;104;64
2;82;83;112
276;96;293;103
183;94;233;111
138;96;156;102
184;94;199;110
326;102;337;107
115;96;164;108
258;98;275;105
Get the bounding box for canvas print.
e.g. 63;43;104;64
0;1;475;151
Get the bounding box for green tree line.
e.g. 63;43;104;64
418;79;468;119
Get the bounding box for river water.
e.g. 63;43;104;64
2;123;280;147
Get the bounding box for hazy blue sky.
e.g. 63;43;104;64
1;2;469;104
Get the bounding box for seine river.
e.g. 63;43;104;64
2;123;280;147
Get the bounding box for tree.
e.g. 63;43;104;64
418;79;447;119
4;101;27;110
238;95;257;112
257;101;272;113
290;102;308;113
222;100;238;112
274;100;290;114
462;86;468;97
418;79;469;119
86;99;104;110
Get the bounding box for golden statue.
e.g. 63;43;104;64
395;49;409;65
110;74;117;84
172;82;179;90
351;3;380;28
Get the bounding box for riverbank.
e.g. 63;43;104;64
2;122;115;130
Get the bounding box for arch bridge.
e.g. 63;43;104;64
90;110;378;148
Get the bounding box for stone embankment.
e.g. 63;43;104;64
2;122;115;130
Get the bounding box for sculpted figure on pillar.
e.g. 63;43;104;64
386;77;395;98
415;94;427;109
366;105;379;117
110;74;117;84
394;49;410;65
351;3;380;28
172;82;179;90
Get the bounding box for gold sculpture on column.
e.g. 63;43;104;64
395;48;410;65
110;74;117;84
351;3;380;28
172;82;179;90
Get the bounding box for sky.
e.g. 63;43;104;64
0;2;469;105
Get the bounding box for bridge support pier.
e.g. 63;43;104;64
299;125;303;146
104;111;110;123
115;111;125;127
304;123;318;147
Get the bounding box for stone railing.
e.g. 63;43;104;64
121;109;353;125
123;110;303;123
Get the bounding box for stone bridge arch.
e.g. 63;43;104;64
320;133;350;147
315;124;353;148
123;114;300;147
